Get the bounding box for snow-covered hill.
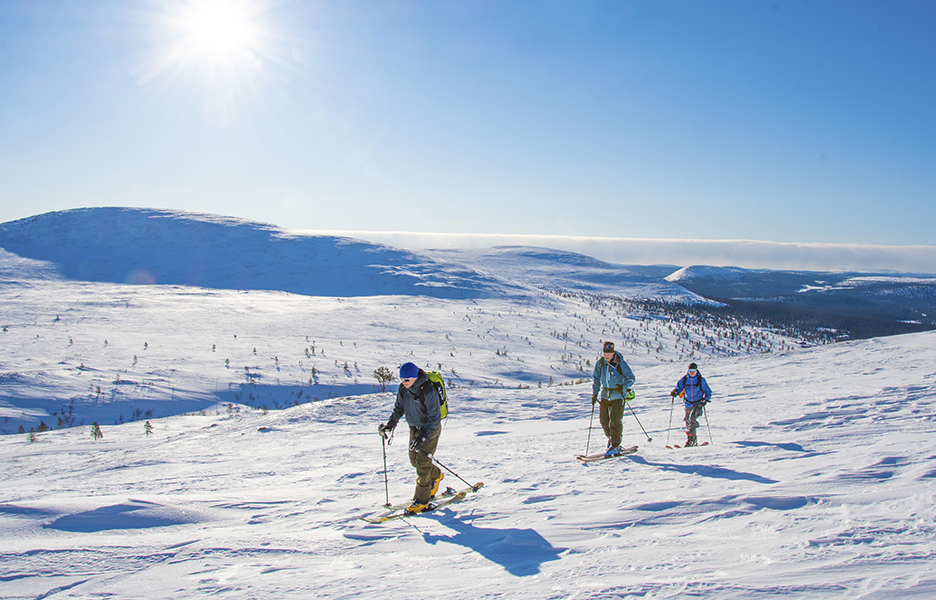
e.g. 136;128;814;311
0;208;519;299
1;331;934;598
0;208;738;434
1;208;703;301
2;207;934;598
425;246;699;299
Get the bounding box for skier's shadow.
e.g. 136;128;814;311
422;515;564;577
627;455;778;484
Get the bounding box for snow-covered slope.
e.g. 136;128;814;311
1;208;703;301
0;208;519;299
1;331;934;598
426;246;704;300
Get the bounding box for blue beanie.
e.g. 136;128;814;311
400;362;419;379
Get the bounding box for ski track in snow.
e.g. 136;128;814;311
1;332;935;598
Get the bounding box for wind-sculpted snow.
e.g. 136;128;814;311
0;208;517;299
1;332;935;598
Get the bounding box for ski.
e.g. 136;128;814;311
358;482;484;524
665;442;710;449
576;445;638;463
381;486;462;511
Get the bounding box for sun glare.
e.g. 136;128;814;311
136;0;286;125
178;0;260;63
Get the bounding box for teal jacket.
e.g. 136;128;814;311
592;351;636;401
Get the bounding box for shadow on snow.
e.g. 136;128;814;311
628;455;778;484
421;515;565;577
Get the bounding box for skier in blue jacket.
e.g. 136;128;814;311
591;341;637;457
671;362;713;447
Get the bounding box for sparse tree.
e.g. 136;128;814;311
37;421;49;432
90;422;103;441
373;366;393;392
144;421;153;436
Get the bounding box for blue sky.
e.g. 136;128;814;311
1;0;934;268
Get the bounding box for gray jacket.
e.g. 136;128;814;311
389;369;442;435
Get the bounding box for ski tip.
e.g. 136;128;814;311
472;482;485;491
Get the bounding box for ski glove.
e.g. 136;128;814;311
591;394;598;406
378;419;397;434
409;429;428;453
670;390;679;398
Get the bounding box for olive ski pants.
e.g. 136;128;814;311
599;399;625;448
408;426;442;504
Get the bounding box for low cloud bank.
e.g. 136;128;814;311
306;231;936;274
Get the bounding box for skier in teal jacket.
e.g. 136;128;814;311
591;341;637;457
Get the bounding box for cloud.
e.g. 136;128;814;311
302;231;936;274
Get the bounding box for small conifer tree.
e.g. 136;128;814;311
90;422;103;441
373;366;393;392
144;420;153;436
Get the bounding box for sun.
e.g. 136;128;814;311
172;0;264;72
176;0;261;65
135;0;284;124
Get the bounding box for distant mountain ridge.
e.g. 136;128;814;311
0;208;532;298
668;264;936;334
0;208;698;301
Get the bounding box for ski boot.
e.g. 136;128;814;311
404;501;430;515
685;433;698;447
429;472;444;499
605;445;622;458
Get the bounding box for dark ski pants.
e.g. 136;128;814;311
599;399;625;448
684;404;704;438
408;426;442;504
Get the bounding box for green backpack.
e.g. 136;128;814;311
425;370;449;419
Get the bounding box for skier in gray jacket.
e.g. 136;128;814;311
379;362;444;514
591;341;637;457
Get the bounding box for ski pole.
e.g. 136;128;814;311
585;398;597;456
703;404;714;445
666;393;675;447
627;402;653;442
379;428;393;507
419;449;480;490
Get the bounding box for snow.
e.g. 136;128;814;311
666;265;756;283
1;208;935;598
2;332;935;598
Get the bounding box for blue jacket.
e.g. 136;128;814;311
390;369;442;435
592;351;636;401
674;372;712;408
